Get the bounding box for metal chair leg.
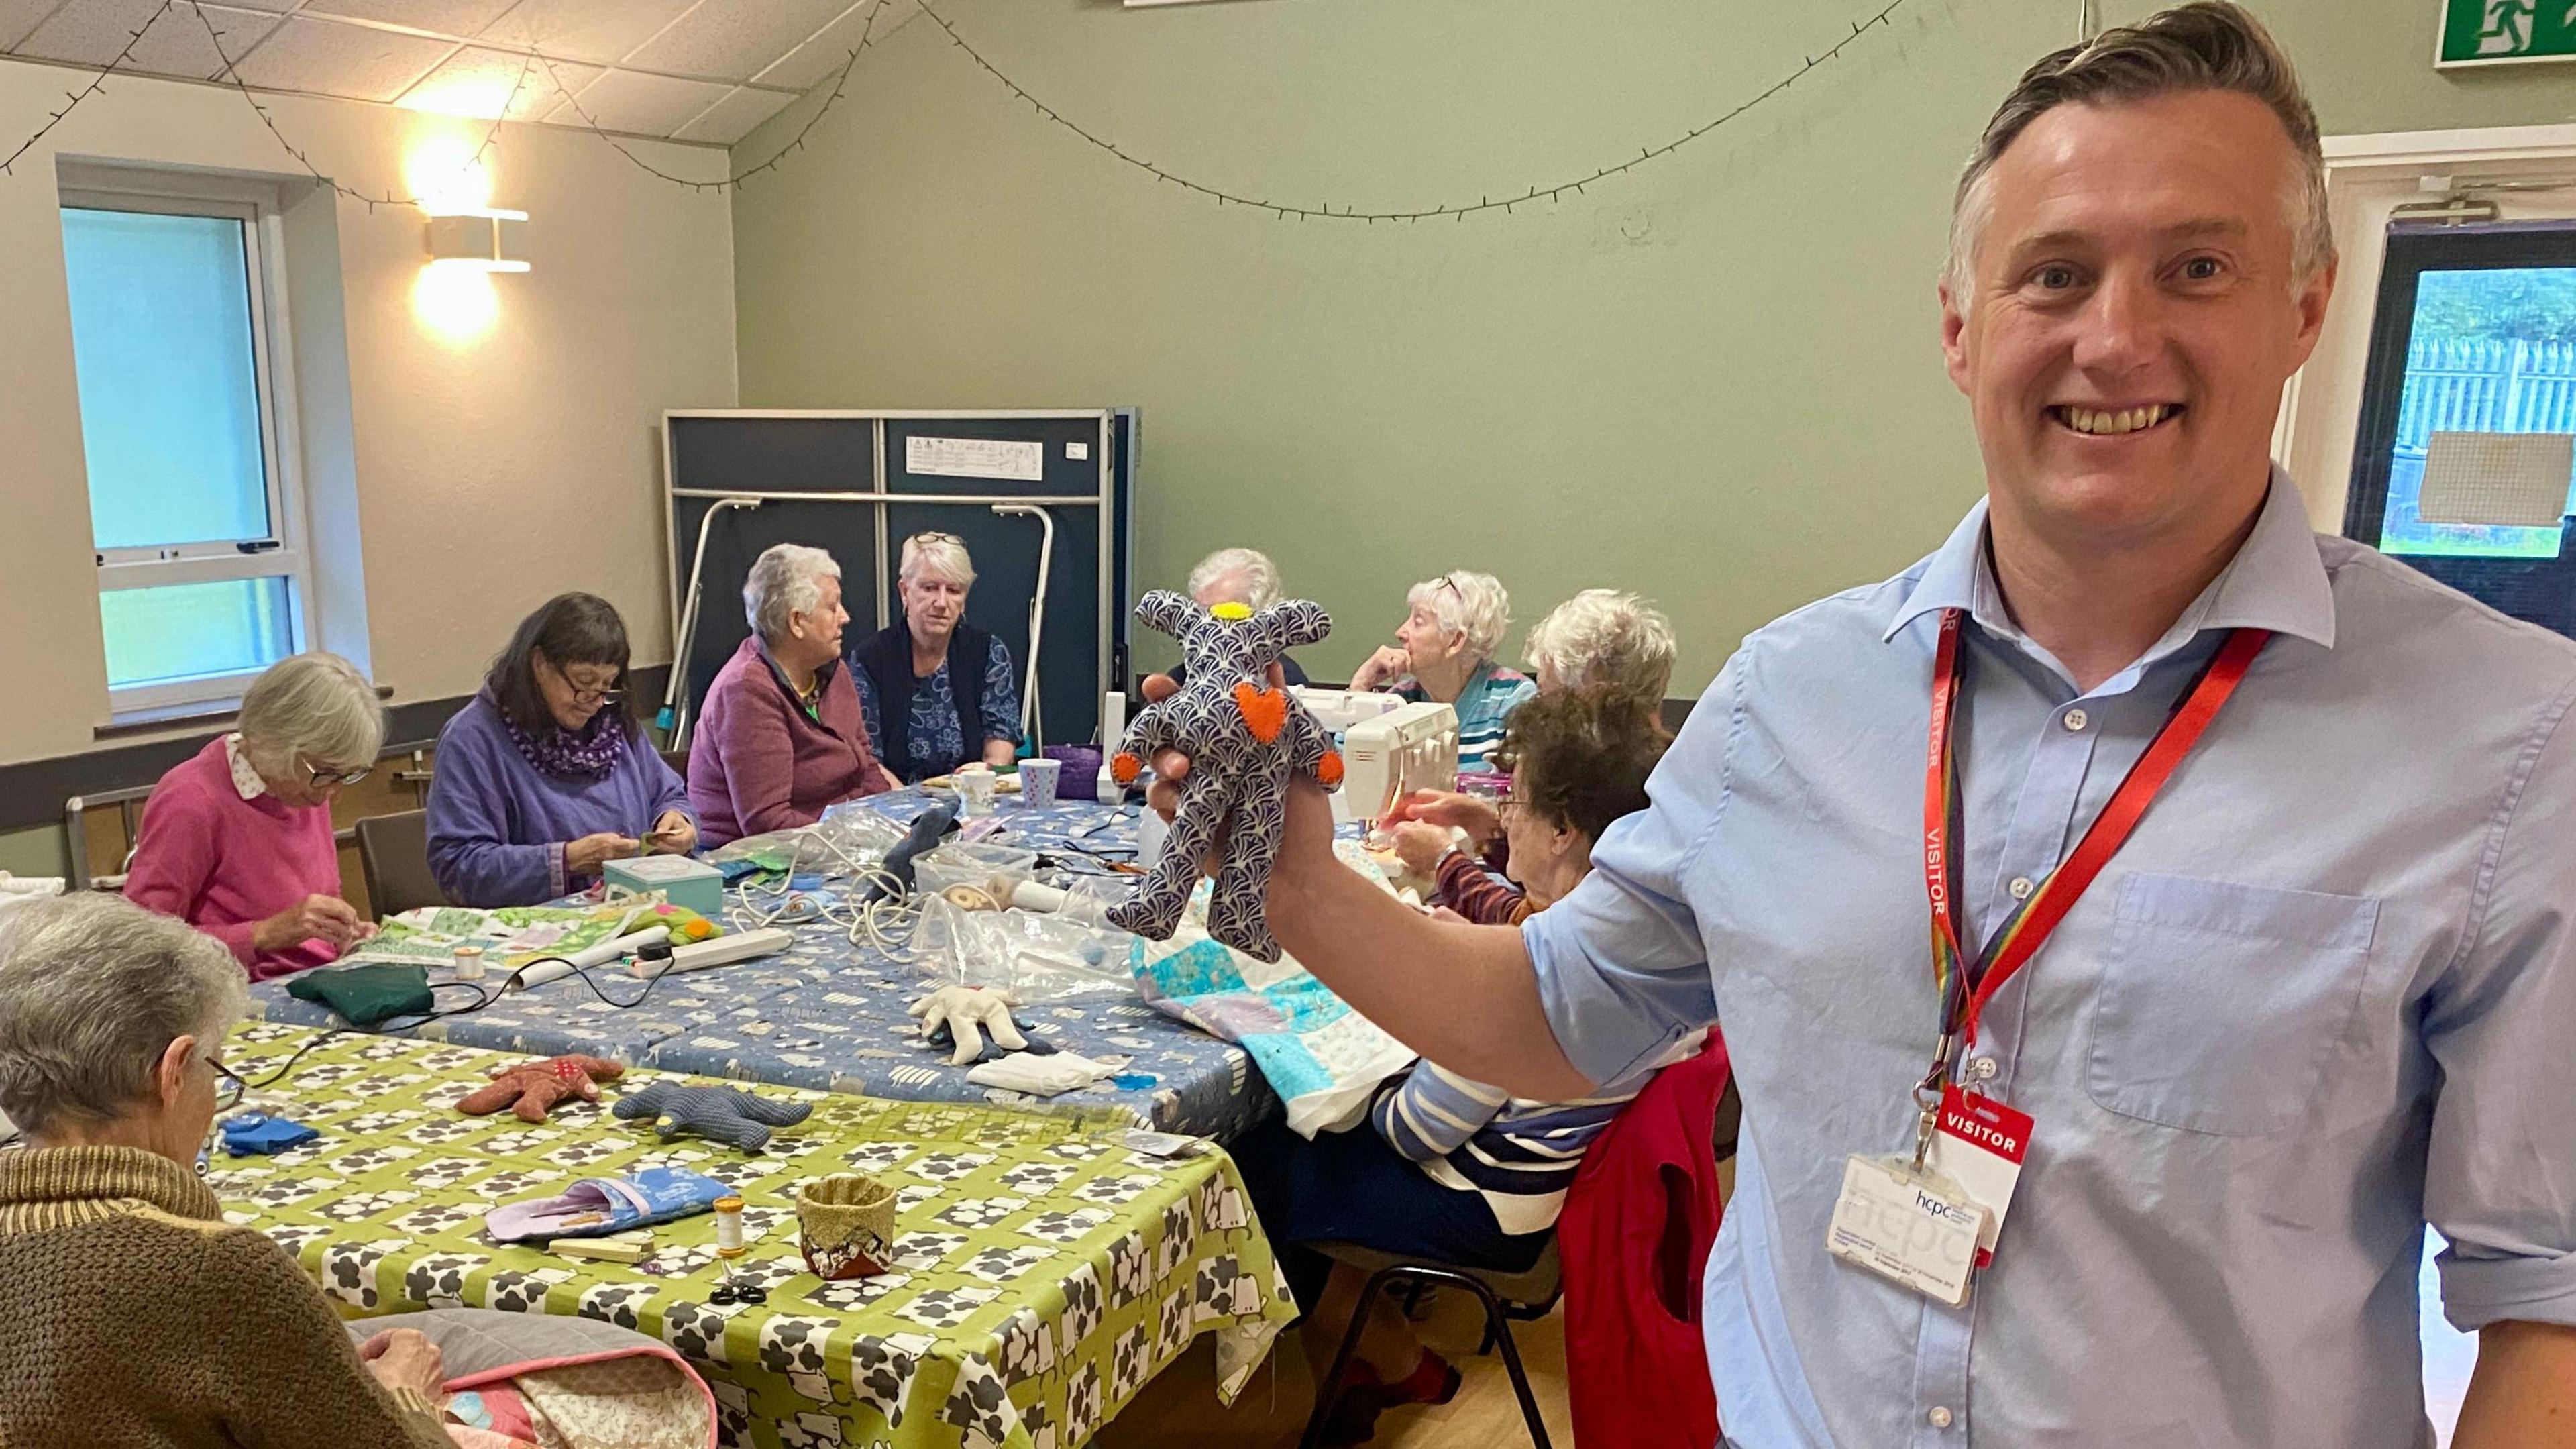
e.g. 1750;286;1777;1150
1449;1273;1554;1449
1297;1266;1401;1449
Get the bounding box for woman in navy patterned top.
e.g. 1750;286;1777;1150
848;532;1022;783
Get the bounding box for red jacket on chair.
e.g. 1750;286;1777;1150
1558;1032;1731;1449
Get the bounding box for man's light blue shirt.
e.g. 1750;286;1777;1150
1527;474;2576;1446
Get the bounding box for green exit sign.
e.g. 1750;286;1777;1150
2443;0;2576;66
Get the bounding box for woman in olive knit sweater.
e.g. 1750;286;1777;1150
0;894;453;1449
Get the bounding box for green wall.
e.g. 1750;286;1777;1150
0;824;70;881
731;0;2576;691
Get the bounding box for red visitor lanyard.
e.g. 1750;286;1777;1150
1922;608;2269;1059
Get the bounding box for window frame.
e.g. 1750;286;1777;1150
2340;219;2576;550
59;171;317;714
2277;123;2576;534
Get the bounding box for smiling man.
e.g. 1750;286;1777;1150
1172;4;2576;1444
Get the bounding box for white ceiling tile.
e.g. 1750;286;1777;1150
621;0;852;84
752;0;912;93
543;64;730;136
0;0;67;53
230;13;458;100
396;41;592;118
478;0;693;66
14;0;282;82
669;83;792;144
302;0;519;36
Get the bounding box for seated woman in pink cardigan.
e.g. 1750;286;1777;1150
125;653;386;980
688;543;896;848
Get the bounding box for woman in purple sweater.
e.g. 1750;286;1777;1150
427;594;696;907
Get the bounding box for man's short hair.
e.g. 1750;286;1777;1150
1945;1;2332;304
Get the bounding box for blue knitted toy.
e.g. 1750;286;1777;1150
612;1082;812;1152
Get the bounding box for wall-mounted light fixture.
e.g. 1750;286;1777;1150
424;207;530;272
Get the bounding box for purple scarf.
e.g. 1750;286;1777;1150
498;694;630;781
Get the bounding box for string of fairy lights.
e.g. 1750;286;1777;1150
0;0;1931;221
906;0;1919;223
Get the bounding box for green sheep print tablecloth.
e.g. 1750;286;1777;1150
209;1022;1296;1448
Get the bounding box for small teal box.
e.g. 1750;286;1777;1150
600;855;726;918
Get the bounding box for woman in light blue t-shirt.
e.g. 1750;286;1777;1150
1346;568;1534;773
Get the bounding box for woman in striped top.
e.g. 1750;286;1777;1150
1346;570;1536;773
1230;687;1673;1444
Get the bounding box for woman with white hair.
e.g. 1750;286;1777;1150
688;543;895;847
847;532;1021;784
0;893;453;1446
1525;588;1678;717
1348;570;1535;772
1166;547;1312;688
1387;590;1681;863
125;652;385;979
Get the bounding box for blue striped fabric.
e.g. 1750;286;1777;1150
1367;1059;1648;1235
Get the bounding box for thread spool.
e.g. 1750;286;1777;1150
451;945;486;981
714;1195;745;1256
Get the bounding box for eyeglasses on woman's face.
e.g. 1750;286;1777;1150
300;758;372;789
207;1055;248;1114
540;655;623;706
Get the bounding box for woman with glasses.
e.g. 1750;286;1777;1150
126;652;385;980
427;593;696;907
0;894;456;1446
1347;570;1535;773
848;532;1022;784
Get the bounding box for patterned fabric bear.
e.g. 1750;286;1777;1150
1108;590;1338;961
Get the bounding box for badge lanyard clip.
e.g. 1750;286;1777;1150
1910;1032;1955;1173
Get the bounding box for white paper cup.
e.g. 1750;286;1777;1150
1020;757;1062;808
957;767;997;818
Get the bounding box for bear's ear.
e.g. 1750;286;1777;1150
1134;590;1199;640
1250;600;1331;651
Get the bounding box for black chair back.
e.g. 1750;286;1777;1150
355;810;451;920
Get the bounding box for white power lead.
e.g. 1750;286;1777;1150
629;927;797;979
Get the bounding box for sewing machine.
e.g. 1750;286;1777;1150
1288;686;1406;743
1336;701;1460;824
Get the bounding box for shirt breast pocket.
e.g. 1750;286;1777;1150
2086;873;2380;1138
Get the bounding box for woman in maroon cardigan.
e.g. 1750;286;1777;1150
687;544;896;847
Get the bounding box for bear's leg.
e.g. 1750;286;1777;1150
1205;767;1289;962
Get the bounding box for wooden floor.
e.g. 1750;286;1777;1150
1100;1287;1570;1449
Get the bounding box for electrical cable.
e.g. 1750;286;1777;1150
236;945;692;1093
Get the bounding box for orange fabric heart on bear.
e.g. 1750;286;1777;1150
1233;681;1289;744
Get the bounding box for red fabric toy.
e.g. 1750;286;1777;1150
457;1055;626;1122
